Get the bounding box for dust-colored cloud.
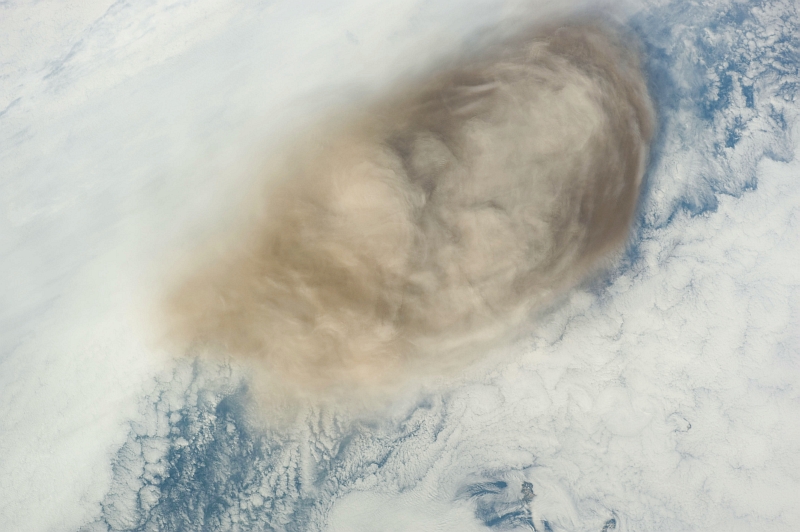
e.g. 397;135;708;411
157;21;654;408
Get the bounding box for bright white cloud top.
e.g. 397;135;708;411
1;0;798;531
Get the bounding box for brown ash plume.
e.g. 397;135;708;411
158;22;654;404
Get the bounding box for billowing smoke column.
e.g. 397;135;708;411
161;22;654;402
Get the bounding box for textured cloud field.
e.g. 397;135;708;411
1;0;798;531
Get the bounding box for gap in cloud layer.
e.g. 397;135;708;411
629;0;798;229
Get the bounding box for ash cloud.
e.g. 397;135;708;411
158;22;654;403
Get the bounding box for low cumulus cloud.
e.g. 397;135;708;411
158;21;654;406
